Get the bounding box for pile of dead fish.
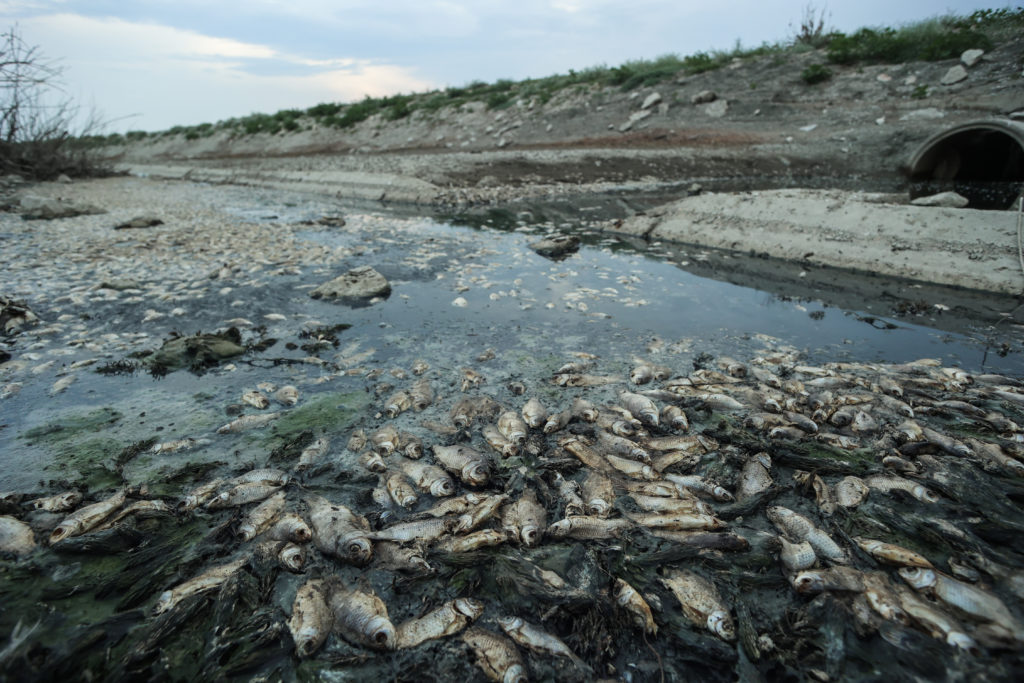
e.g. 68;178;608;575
3;349;1024;680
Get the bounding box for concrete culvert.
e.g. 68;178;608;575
908;118;1024;209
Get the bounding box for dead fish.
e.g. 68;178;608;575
651;450;701;473
460;367;485;392
921;427;973;458
497;616;587;670
542;410;572;434
619;391;660;427
898;589;977;652
347;429;367;452
242;390;270;409
273;385;300;406
554;373;621;387
1;383;23;400
230;468;290;487
397;598;484;649
409;378;434;410
629;493;710;516
462;627;528;683
289;579;333;657
767;506;847;563
605;454;657;480
791;566;867;593
151;437;211;454
454;494;508;534
419;492;486;518
206;483;282;509
383;390;412;418
29;491;82;512
552;472;586;517
449;395;501;429
411;359;430;375
898;567;1023;635
178;479;224;512
385;472;419;509
432;445;491;486
396;458;455;497
296;436;330;471
855;537;933;568
865;475;939;503
736;452;773;501
661;569;735;641
155;556;248;614
49;374;75;395
664;474;733;502
264;513;313;544
502;488;546;547
375;541;433;574
0;516;36;556
50;489;127;544
615;578;658;635
630;361;672;385
521;398;547;429
661;405;689;431
597;431;650;464
696;393;744;412
237;491;286;542
571;397;599;421
96;500;171;529
482;424;519;458
779;538;817;572
370;425;400;455
216;412;280;434
254;540;305;572
497;410;528;445
306;494;373;565
370;518;454;543
547;515;630;539
329;584;396;650
359;451;387;473
581;471;615;518
435;528;507;553
835;476;870;508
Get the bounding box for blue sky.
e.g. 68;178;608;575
0;1;1009;132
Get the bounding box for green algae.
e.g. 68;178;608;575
21;407;123;446
259;391;371;448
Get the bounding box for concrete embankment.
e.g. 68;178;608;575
610;189;1024;295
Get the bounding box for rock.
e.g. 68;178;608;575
310;266;391;303
911;191;969;208
641;92;662;110
17;195;106;220
114;215;163;230
691;90;717;104
940;65;968;85
0;296;39;335
799;124;818;132
703;99;728;118
960;49;984;67
619;109;652;132
148;329;247;374
56;174;72;183
688;183;703;196
899;108;945;121
529;234;581;260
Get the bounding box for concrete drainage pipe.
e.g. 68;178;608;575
908;118;1024;209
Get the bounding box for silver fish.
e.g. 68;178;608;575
50;489;127;544
306;494;373;565
289;579;333;657
330;584;396;650
396;598;483;649
462;627;527;683
432;444;491;486
661;569;735;641
155;557;248;614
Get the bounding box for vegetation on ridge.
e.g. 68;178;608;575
92;7;1023;146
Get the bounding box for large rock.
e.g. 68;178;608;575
641;92;663;110
619;109;652;132
310;266;391;303
960;49;984;67
911;191;969;208
18;195;106;220
703;99;729;118
691;90;717;104
115;215;163;230
940;65;968;85
529;234;581;260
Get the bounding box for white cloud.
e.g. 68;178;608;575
10;12;434;131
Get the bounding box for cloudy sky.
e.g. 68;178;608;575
0;1;1008;132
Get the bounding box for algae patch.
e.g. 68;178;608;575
260;391;371;447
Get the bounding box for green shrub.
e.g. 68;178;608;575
827;21;993;65
911;84;928;99
801;63;833;84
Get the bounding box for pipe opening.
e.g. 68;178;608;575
909;120;1024;210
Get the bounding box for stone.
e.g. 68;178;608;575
56;174;72;183
529;235;581;260
641;92;662;110
911;191;969;208
899;108;945;121
940;65;968;86
960;49;984;67
310;266;391;303
703;99;728;118
619;109;652;132
17;195;106;220
691;90;717;104
114;215;164;230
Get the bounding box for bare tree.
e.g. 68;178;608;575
0;24;109;179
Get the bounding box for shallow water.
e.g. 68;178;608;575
1;181;1023;681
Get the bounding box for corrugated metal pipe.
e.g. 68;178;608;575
908;118;1024;209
